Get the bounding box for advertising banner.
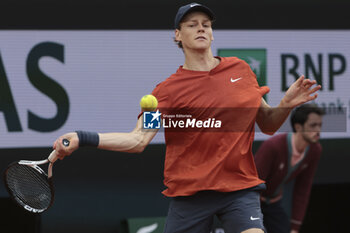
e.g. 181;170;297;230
0;30;349;148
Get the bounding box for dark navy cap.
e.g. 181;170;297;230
174;3;215;29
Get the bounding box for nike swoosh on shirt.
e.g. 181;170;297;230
250;216;260;221
230;77;242;83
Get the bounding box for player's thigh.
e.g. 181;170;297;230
261;201;290;233
217;189;265;233
163;196;214;233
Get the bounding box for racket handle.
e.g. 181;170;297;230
48;139;70;163
48;150;59;163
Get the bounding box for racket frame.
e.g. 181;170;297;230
3;139;68;213
3;160;55;213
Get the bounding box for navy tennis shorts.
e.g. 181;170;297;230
163;184;266;233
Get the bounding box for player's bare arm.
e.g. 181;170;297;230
256;75;321;135
98;116;158;153
53;116;158;159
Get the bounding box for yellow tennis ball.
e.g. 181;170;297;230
140;94;158;111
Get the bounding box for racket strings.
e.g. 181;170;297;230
6;164;52;210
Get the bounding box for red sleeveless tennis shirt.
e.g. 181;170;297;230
152;57;270;197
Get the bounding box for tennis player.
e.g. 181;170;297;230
53;3;321;233
254;104;324;233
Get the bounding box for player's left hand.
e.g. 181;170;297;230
281;75;321;108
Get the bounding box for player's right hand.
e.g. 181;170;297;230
53;132;79;160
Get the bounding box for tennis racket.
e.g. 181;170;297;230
3;138;70;213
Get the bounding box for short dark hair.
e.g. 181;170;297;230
290;103;324;132
174;39;183;49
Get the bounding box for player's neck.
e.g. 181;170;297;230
293;133;309;153
182;48;219;71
